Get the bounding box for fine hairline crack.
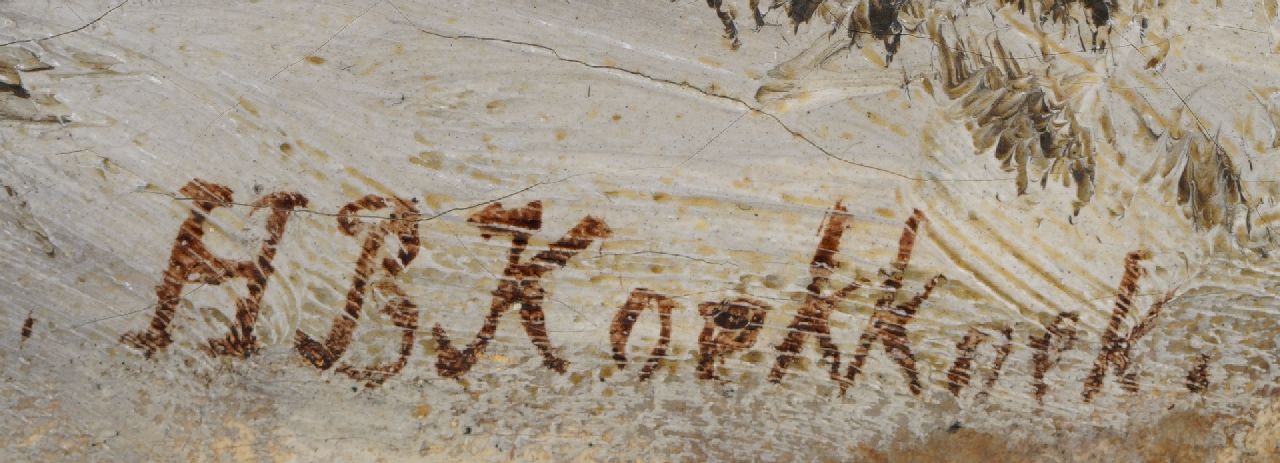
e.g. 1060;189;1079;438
385;1;1010;184
8;0;1014;185
139;173;585;222
592;250;740;268
0;0;132;47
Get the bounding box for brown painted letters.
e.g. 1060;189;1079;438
121;179;307;358
1083;250;1172;401
116;180;1220;405
769;201;863;388
844;210;945;396
1030;311;1080;403
433;201;612;377
945;328;989;396
697;297;771;380
609;288;676;381
295;195;422;387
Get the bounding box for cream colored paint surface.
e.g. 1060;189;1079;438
2;1;1279;461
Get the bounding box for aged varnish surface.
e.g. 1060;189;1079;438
2;0;1280;461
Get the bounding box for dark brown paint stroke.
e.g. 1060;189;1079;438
1084;250;1173;401
120;179;308;359
697;297;771;380
433;201;611;378
335;280;421;387
610;288;676;381
1030;311;1080;403
1185;353;1211;394
982;327;1015;391
20;313;33;348
844;209;945;396
945;327;990;396
706;0;742;49
769;200;862;388
295;195;422;387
